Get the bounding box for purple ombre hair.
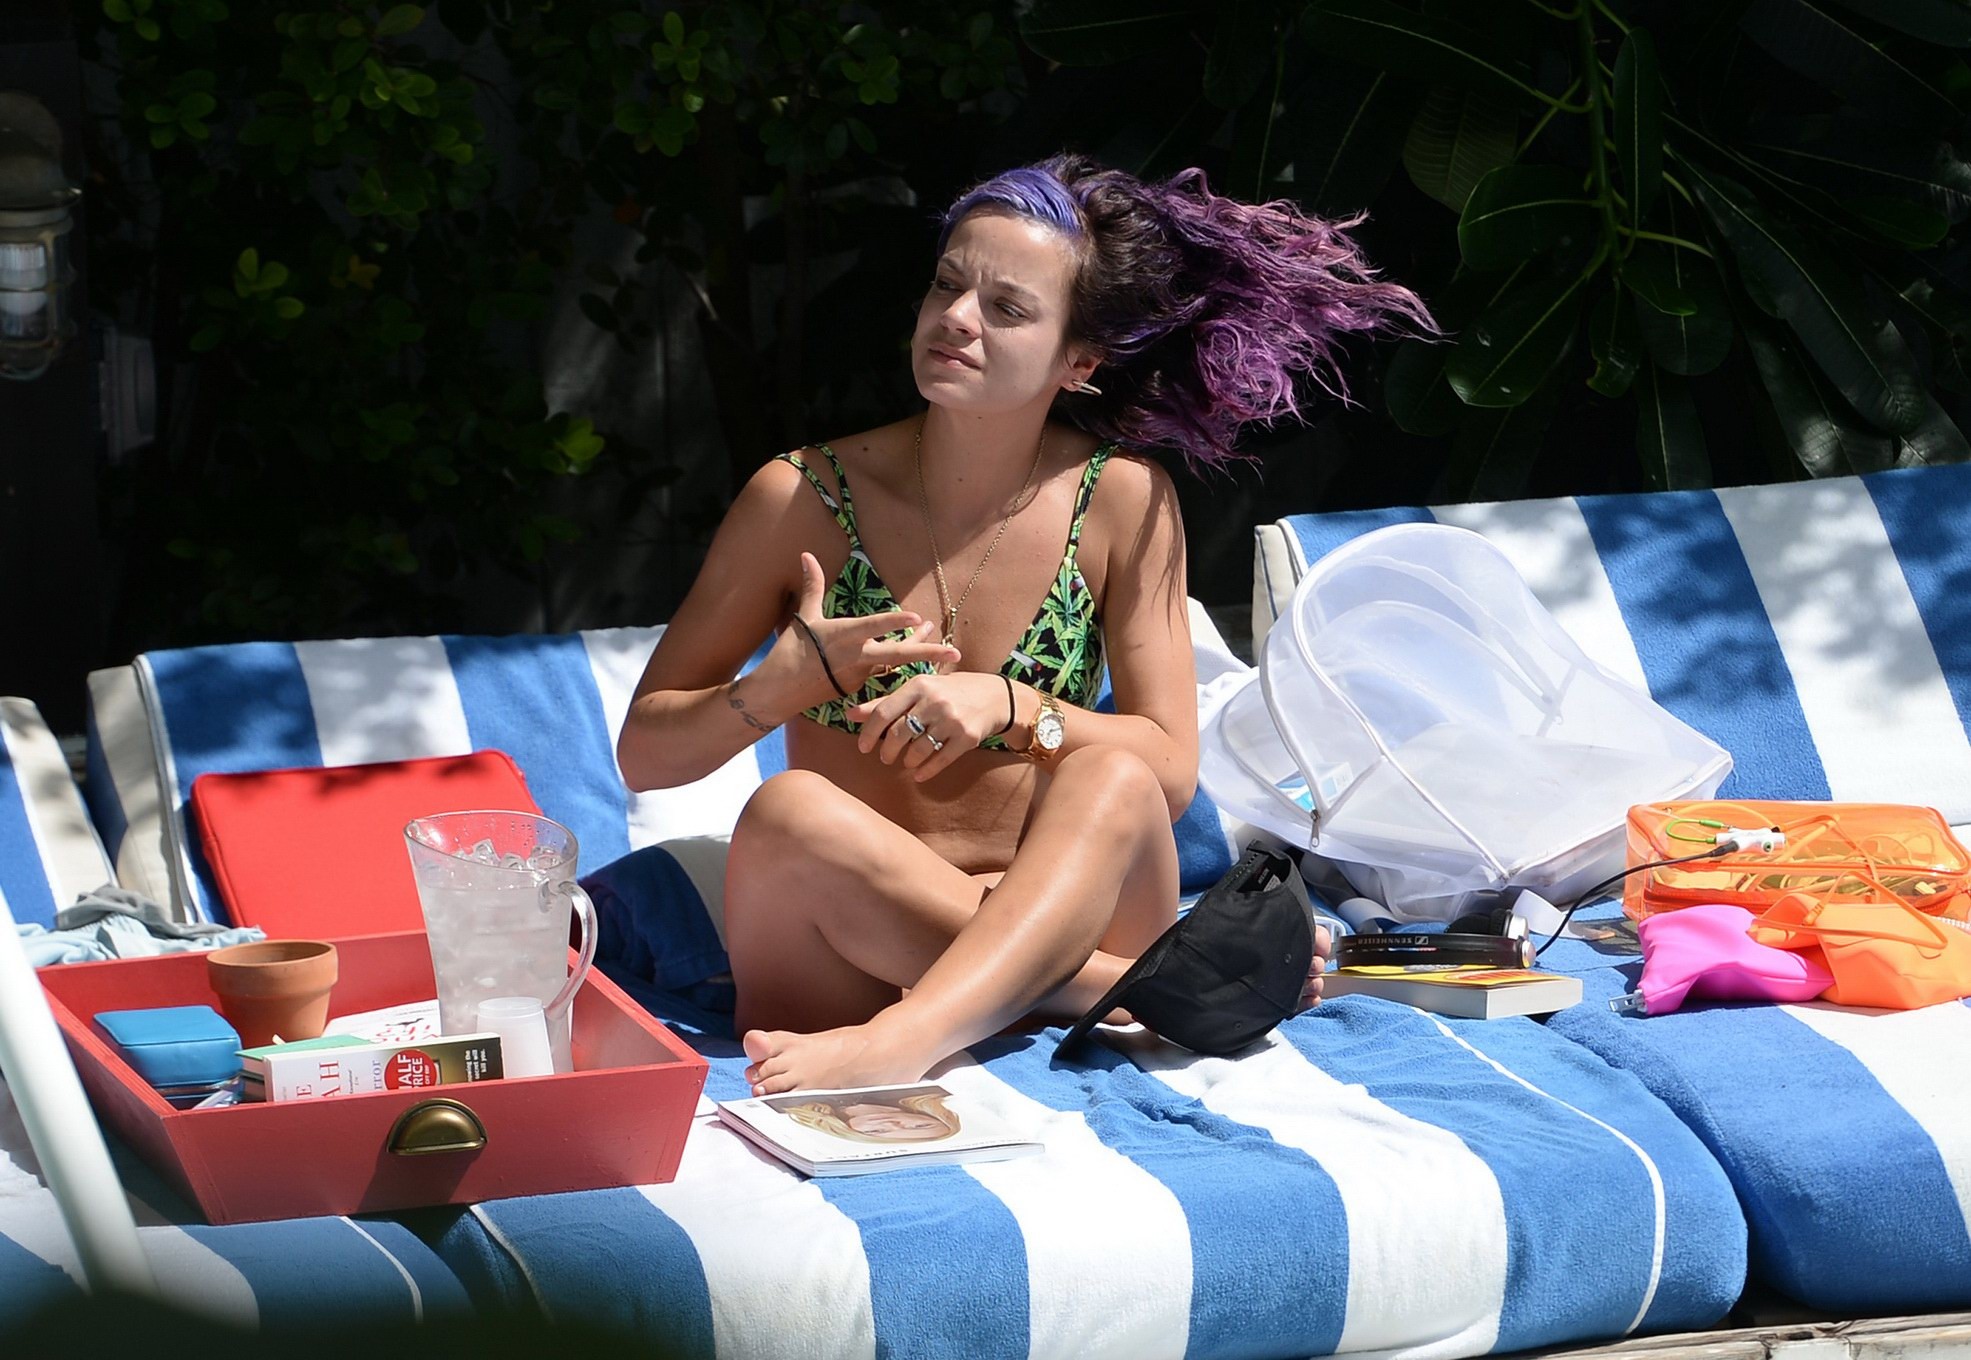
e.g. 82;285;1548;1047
936;154;1437;472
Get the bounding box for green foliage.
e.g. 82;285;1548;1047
86;2;1024;638
90;1;1023;638
100;0;1971;643
1020;0;1971;496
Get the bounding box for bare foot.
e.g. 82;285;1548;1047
741;1017;938;1096
1300;923;1335;1010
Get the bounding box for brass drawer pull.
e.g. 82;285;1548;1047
387;1098;487;1156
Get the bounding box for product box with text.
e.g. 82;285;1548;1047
241;1032;504;1101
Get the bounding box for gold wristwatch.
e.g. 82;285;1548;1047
1024;692;1066;763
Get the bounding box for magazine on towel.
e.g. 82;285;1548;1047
715;1082;1042;1177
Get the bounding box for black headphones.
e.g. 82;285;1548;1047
1332;891;1535;971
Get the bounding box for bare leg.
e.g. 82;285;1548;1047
723;762;1176;1035
726;748;1180;1093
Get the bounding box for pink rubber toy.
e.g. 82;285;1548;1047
1628;904;1834;1016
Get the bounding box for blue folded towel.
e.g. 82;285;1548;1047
585;845;735;1037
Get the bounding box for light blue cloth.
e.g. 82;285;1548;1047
15;885;263;965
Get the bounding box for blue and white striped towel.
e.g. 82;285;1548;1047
1270;465;1971;1315
0;1072;471;1333
121;606;1253;927
1540;908;1971;1314
1264;466;1971;822
428;1009;1745;1359
1;699;111;930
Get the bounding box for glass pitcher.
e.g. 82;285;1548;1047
403;810;598;1074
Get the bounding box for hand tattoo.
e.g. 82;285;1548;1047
726;681;774;734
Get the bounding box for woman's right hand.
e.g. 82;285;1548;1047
759;552;959;711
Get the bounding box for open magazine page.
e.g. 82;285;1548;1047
716;1082;1041;1177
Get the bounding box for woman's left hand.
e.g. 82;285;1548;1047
847;671;1016;782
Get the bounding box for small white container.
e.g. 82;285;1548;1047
475;996;556;1078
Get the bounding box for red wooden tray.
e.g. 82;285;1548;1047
40;931;708;1224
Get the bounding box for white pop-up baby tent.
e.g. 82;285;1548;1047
1200;523;1731;921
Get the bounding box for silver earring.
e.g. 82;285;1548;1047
1073;378;1103;396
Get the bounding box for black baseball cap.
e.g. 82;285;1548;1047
1058;845;1316;1057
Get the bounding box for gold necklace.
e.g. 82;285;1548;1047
913;415;1047;650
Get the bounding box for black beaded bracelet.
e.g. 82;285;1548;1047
992;674;1017;737
790;614;849;700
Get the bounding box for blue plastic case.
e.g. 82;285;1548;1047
93;1005;243;1089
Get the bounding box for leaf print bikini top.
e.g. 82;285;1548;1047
774;440;1113;749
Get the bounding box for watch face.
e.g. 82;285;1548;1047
1036;709;1066;750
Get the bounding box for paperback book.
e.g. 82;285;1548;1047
1323;966;1583;1018
715;1082;1042;1177
239;1032;504;1101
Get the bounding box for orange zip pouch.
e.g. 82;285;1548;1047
1623;800;1971;923
1749;892;1971;1010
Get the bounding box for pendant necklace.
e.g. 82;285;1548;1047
913;415;1046;651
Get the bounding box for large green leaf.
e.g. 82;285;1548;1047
1440;375;1560;500
1621;248;1698;316
1824;0;1971;47
1627;240;1733;375
1614;30;1664;226
1445;269;1588;407
1303;0;1550;112
1403;85;1517;212
1205;0;1278;110
1635;364;1713;490
1457;165;1598;270
1663;110;1863;248
1871;259;1971;390
1743;116;1971;223
1880;259;1971;342
1688;162;1929;432
1282;65;1420;216
1102;95;1227;181
1227;38;1290;199
1737;0;1962;128
1938;344;1971;393
1741;310;1898;475
1588;286;1644;397
1434;260;1532;329
1843;194;1950;248
1669;0;1759;99
1020;0;1208;65
1896;391;1971;463
1384;338;1463;435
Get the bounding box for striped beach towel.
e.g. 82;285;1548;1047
425;1010;1745;1358
1262;465;1971;1313
99;604;1253;929
1256;466;1971;822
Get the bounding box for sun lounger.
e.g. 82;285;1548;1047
417;1010;1742;1357
1257;464;1971;1319
18;602;1747;1353
6;465;1971;1350
1538;906;1971;1316
0;699;472;1332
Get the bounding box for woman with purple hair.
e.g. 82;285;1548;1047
618;153;1431;1095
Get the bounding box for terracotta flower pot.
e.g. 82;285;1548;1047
205;940;339;1049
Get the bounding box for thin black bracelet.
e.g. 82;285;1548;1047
992;674;1017;737
789;614;849;700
